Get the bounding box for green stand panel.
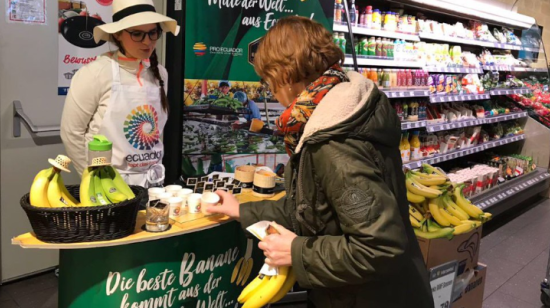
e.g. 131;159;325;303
58;221;263;308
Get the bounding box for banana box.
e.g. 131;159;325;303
451;263;487;308
417;225;482;273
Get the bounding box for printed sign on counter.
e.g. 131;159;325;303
57;0;111;95
58;221;263;307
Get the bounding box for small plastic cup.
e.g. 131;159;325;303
201;192;220;215
187;193;202;214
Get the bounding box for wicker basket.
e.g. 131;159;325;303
20;185;146;243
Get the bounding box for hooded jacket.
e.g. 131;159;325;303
240;71;434;307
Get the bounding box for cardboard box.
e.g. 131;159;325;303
452;263;487;308
417;226;482;273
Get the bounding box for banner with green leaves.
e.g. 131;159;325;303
184;0;334;81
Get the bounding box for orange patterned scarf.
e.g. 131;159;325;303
276;65;349;155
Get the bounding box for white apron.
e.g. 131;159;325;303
98;56;167;188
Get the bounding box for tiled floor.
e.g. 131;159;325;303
2;200;550;308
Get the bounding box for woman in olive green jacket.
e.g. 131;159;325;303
207;16;434;308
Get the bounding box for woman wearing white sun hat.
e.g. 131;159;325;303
60;0;179;188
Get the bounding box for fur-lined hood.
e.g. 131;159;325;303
295;71;401;153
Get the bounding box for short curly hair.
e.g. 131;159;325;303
253;16;345;92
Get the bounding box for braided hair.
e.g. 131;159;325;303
112;26;168;112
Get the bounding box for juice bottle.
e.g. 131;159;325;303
403;101;409;119
391;69;397;88
354;37;359;55
375;37;382;57
349;0;357;26
368;37;376;56
382;39;388;58
384;69;391;88
339;33;346;54
406;69;413;87
334;0;342;23
373;9;381;29
388;39;394;58
378;69;384;87
371;68;378;85
361;38;368;55
359;7;366;26
366;6;373;28
397;70;402;87
333;32;340;46
400;132;411;163
410;131;421;161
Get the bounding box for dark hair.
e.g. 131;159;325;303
112;26;168;112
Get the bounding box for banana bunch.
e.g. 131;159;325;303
80;166;135;207
238;266;296;308
407;164;493;240
30;167;80;208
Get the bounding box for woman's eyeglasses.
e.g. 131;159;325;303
124;28;163;42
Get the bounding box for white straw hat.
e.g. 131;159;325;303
93;0;180;43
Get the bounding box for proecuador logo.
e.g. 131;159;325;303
193;42;207;56
193;42;243;57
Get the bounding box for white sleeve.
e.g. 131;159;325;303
60;65;100;175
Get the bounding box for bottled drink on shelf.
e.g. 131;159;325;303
372;9;381;29
334;0;343;23
349;0;357;25
339;33;346;53
375;37;382;57
366;6;373;28
368;37;376;56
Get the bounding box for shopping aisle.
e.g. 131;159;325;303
480;198;550;308
1;199;550;308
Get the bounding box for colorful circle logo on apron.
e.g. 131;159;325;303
123;105;160;150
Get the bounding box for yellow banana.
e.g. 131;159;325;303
231;258;244;284
409;205;423;221
407;191;425;204
238;275;269;303
442;195;469;221
429;199;450;227
47;172;70;208
480;212;493;223
453;222;475;235
80;168;98;206
406;174;442;198
243;267;289;308
56;170;79;206
29;168;55;207
453;186;483;219
422;163;448;177
411;202;426;215
461;220;482;229
106;166;135;199
410;172;447;186
99;167;128;203
440;208;462;226
410;216;421;228
269;269;296;304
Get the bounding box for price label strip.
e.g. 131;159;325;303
430;261;458;308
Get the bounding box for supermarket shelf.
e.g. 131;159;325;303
489;88;531;95
426;112;527;132
383;89;430;98
523;46;542;53
426;66;483;74
470;168;550;216
345;56;424;67
430;93;490;103
419;33;523;50
333;23;420;41
403;134;525;169
482;65;548;72
402;120;427;130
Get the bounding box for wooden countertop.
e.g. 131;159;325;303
12;191;284;250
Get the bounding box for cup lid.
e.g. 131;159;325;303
89;135;113;151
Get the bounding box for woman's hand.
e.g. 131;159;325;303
258;222;297;267
206;190;240;220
